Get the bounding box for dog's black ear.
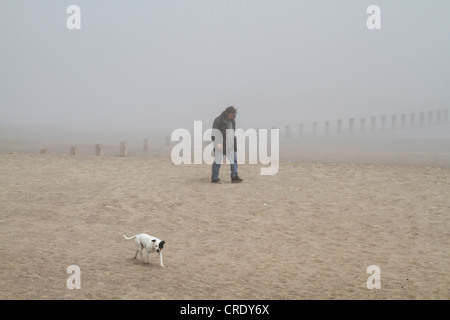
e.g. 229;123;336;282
152;239;156;242
159;241;165;249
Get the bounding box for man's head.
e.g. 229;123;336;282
224;106;237;120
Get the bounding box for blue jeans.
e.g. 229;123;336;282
211;153;238;180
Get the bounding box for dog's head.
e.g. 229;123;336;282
152;239;165;253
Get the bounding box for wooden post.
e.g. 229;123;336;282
370;116;376;131
312;122;318;136
360;117;366;132
143;139;150;151
285;125;291;138
410;113;416;127
381;115;386;130
349;118;354;133
70;146;78;156
325;121;330;135
95;144;103;156
428;111;433;125
337;119;342;134
40;149;48;154
299;123;303;137
444;110;449;123
120;142;128;157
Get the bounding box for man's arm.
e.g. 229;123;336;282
211;117;220;141
211;118;223;149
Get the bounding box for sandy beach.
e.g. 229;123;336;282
0;152;449;300
2;0;450;303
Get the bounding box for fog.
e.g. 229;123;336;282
1;1;449;164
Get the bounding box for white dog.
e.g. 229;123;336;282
123;233;165;267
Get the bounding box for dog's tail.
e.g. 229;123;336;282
123;234;137;240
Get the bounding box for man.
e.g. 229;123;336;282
211;106;243;183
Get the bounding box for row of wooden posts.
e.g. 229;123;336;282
40;140;148;156
39;110;448;155
74;141;141;157
285;109;449;137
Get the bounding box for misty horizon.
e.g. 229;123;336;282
1;1;449;163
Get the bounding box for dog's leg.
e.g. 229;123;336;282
134;241;144;259
159;252;165;268
144;249;150;264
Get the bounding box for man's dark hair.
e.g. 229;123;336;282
224;106;237;116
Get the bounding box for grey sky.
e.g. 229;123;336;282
1;0;449;137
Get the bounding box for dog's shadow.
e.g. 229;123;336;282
126;257;161;269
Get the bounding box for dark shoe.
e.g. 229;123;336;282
211;178;221;184
231;175;243;183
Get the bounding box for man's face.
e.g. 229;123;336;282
226;113;236;120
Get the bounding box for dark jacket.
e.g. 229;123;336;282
211;111;237;155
